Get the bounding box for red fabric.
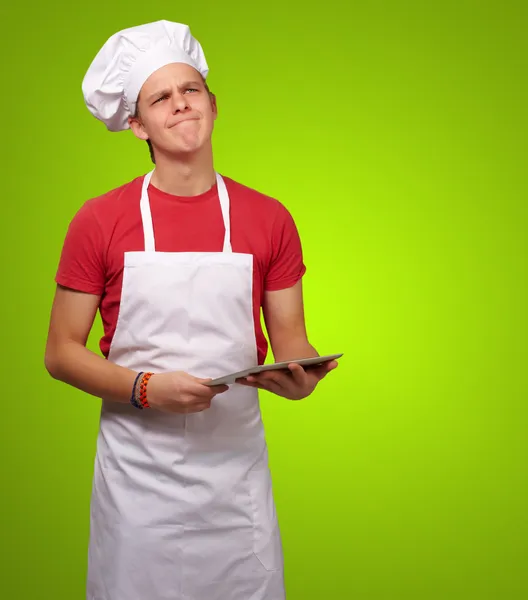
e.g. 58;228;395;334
55;174;306;365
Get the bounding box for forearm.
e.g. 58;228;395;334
271;335;319;363
45;341;138;404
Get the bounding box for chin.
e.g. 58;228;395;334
153;142;197;157
154;135;210;158
174;143;203;155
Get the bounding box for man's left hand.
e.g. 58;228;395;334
235;360;338;400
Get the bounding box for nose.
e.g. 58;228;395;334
171;92;191;114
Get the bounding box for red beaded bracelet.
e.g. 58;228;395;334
137;372;154;409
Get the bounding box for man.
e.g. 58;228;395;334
45;20;338;600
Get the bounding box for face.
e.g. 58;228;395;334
128;62;217;157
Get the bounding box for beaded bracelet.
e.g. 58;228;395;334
130;372;144;409
130;372;154;409
138;372;154;409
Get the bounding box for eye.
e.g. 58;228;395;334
154;95;169;104
185;88;199;93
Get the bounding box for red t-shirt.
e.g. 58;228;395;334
55;174;306;365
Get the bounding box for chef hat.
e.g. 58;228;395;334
81;20;209;132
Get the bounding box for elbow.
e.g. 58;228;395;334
44;345;62;380
44;354;58;379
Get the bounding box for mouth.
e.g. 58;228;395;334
170;117;199;128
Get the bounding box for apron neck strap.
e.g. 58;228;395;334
140;170;232;253
215;172;232;253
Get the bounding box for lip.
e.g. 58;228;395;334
170;117;199;128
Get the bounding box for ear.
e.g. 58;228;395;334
128;113;149;141
210;93;218;121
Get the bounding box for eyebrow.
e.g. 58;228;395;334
146;81;204;103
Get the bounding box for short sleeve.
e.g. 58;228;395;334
55;201;106;295
265;203;307;291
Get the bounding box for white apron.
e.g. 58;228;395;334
86;171;285;600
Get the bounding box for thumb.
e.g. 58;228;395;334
196;377;229;391
196;377;217;385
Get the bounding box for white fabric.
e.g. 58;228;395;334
86;172;285;600
82;20;209;132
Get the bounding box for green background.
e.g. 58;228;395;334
2;0;527;598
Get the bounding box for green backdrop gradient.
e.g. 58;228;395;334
2;1;527;598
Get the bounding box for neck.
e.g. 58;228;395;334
149;145;216;197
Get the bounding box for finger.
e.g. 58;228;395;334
195;377;217;385
196;378;229;390
236;378;258;387
209;384;229;394
245;373;285;390
193;383;228;398
305;360;339;380
236;375;274;393
251;373;284;387
287;363;309;386
237;377;265;389
261;380;285;396
246;375;285;396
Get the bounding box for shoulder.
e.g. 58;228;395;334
222;176;303;244
222;175;290;217
81;176;143;218
65;175;143;240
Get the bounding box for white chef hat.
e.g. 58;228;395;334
81;20;209;132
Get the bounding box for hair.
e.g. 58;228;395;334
133;79;213;165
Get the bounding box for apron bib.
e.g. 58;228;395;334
86;171;285;600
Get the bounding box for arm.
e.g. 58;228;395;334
47;202;226;410
44;284;139;403
238;281;338;399
44;202;138;402
263;280;318;362
44;284;228;409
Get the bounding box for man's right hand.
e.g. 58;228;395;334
145;371;229;413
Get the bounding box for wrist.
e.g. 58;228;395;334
130;371;155;409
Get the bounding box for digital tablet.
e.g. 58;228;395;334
204;353;343;386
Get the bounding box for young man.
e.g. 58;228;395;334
45;20;338;600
